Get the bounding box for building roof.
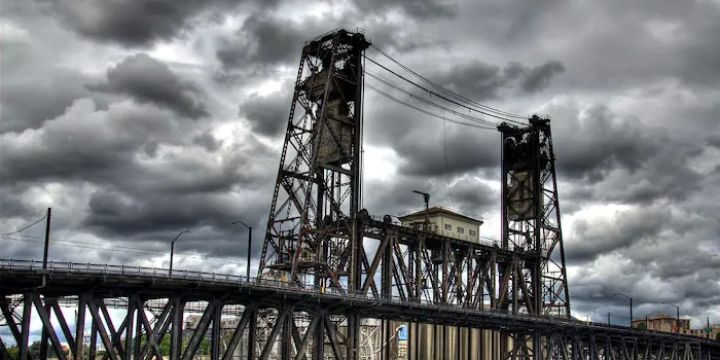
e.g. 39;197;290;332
398;207;484;225
632;313;689;322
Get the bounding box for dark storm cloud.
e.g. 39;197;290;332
0;44;91;133
86;190;241;235
240;84;293;136
215;2;440;71
437;60;565;100
216;15;309;69
0;99;170;184
45;0;241;47
447;177;496;213
551;104;661;181
351;0;457;19
89;54;209;119
363;85;502;177
706;134;720;148
0;91;276;249
566;206;670;263
363;174;495;218
395;130;499;176
192;131;222;152
0;12;106;134
506;61;566;93
82;181;273;258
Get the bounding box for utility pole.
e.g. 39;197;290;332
614;292;633;327
43;208;51;270
169;230;189;277
707;316;711;339
232;219;253;281
662;303;681;331
608;312;611;327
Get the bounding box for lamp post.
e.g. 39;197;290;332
169;230;189;277
232;219;253;281
412;190;430;231
614;292;633;327
661;302;681;331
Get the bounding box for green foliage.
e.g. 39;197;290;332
154;334;212;356
6;345;19;359
4;340;69;358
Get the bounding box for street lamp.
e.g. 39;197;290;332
169;230;189;277
232;219;252;281
614;292;633;327
661;302;681;331
412;190;430;231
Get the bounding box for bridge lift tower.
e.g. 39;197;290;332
498;117;571;318
258;29;369;293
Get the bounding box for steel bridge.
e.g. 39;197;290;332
1;259;719;360
2;28;718;360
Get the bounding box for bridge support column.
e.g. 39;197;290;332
170;297;185;360
248;306;257;360
347;313;359;360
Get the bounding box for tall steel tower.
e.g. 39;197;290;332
497;116;571;318
258;29;370;292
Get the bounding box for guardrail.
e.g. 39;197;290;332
0;258;714;344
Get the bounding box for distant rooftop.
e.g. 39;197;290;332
398;207;484;224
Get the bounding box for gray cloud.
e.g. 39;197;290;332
437;60;566;100
44;0;240;47
240;85;293;136
351;0;457;19
216;15;308;70
566;206;671;263
89;54;209;119
552;104;662;181
506;61;566;93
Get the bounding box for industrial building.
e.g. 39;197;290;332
632;313;720;341
398;207;484;243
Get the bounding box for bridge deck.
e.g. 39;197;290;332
1;259;716;349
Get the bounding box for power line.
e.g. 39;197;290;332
366;57;521;125
365;83;496;131
0;215;47;236
369;44;528;122
367;46;529;123
366;72;499;128
0;235;214;261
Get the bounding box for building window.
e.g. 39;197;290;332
469;230;477;236
457;227;464;234
444;224;452;231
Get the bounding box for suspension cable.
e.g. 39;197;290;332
366;72;499;128
368;45;529;123
365;83;496;131
365;57;524;125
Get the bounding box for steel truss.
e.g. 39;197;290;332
259;29;369;294
498;116;571;317
2;263;718;360
0;292;715;360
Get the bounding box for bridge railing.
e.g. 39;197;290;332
0;258;714;344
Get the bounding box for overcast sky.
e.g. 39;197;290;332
1;0;719;327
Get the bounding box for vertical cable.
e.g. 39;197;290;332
443;119;455;208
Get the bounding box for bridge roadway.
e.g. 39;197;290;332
0;259;716;343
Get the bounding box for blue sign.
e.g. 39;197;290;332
397;325;408;341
